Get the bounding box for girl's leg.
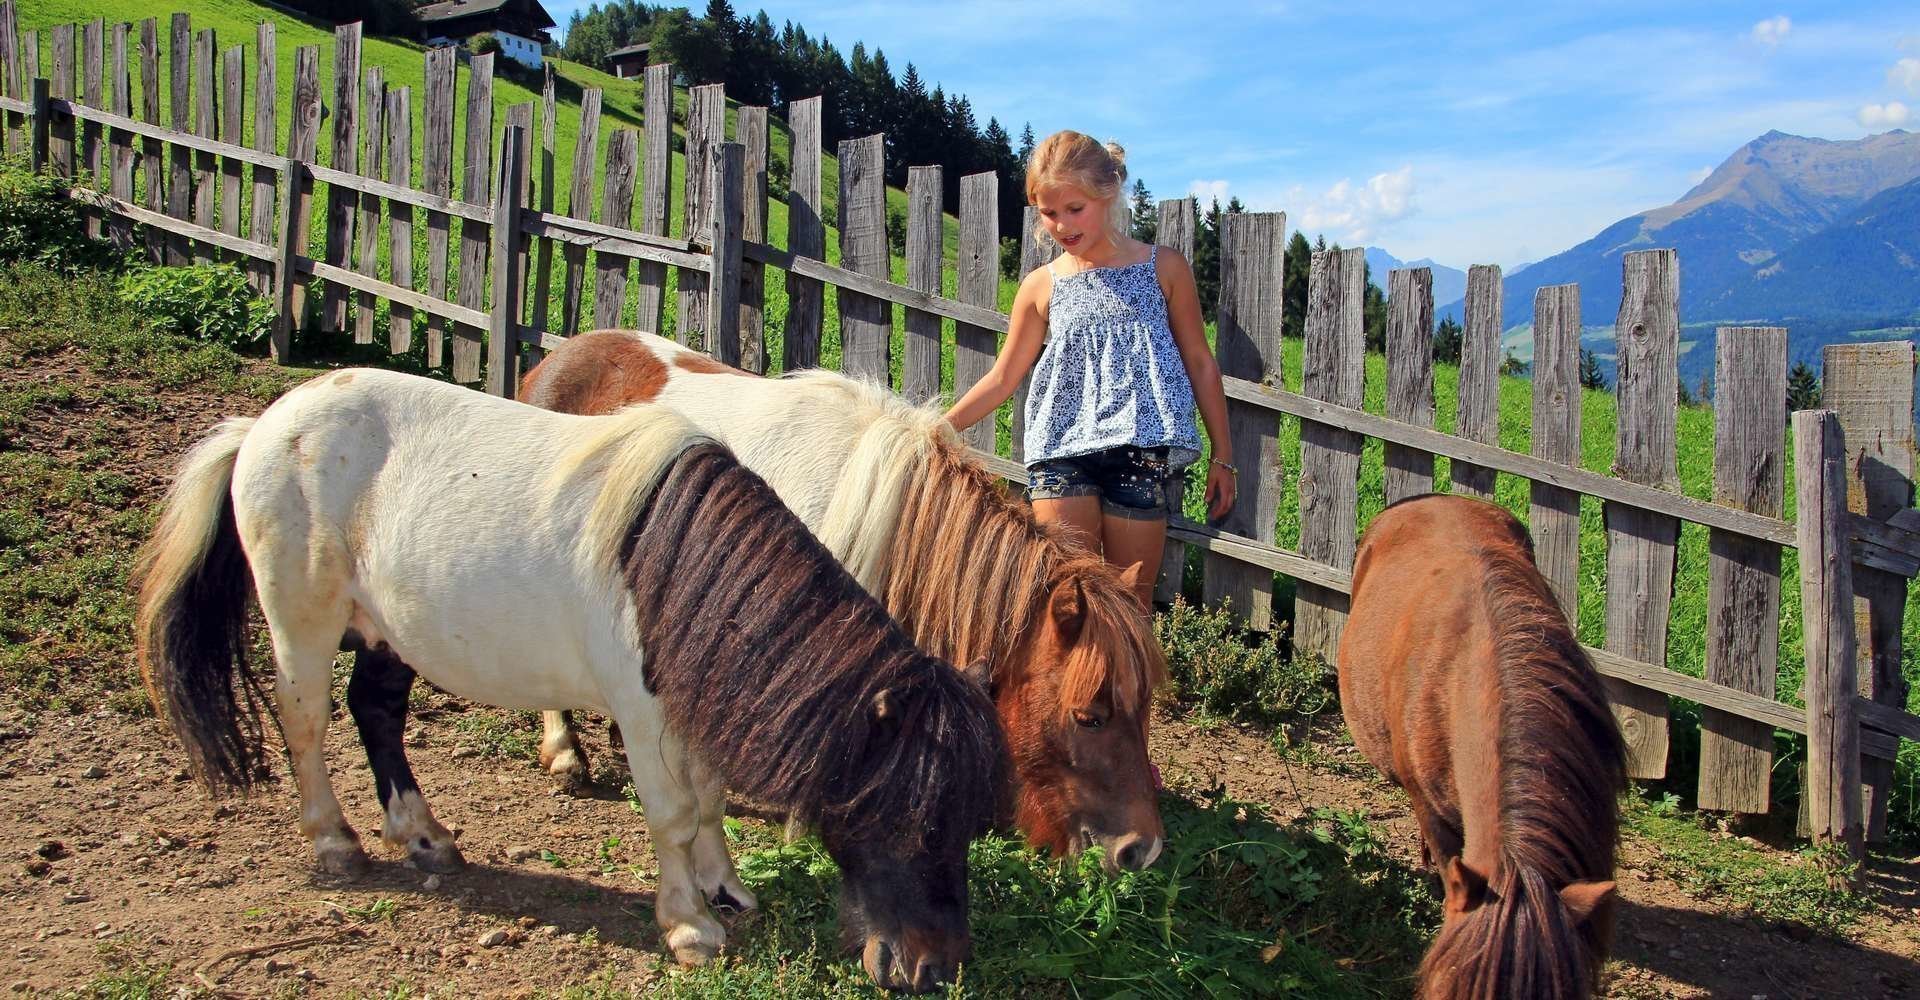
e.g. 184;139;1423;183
1101;513;1167;611
1031;495;1105;554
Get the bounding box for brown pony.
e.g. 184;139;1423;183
511;330;1167;871
1337;494;1625;999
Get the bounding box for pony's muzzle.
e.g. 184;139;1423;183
1106;831;1163;872
863;932;960;994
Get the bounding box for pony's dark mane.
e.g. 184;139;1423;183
617;443;1009;854
882;435;1164;718
1420;533;1625;999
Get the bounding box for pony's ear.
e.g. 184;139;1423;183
1558;880;1616;926
1443;857;1490;914
960;658;993;693
1048;577;1086;639
1117;561;1149;611
871;688;899;723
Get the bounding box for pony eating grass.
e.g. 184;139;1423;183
512;330;1167;872
1336;495;1625;999
135;368;1007;993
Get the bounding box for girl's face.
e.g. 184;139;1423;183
1033;183;1112;256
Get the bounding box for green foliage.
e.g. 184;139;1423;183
116;265;272;350
1282;231;1311;340
1129;178;1157;244
1432;315;1463;364
1155;598;1333;724
0;159;114;273
467;32;501;58
1787;360;1822;411
1578;346;1609;390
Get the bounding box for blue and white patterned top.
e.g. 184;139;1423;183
1023;245;1202;470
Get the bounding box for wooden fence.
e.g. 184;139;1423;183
5;6;1916;860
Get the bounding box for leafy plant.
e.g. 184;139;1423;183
1155;597;1333;723
0;159;115;273
116;264;272;349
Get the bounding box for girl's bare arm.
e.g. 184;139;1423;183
1160;250;1237;519
944;268;1048;432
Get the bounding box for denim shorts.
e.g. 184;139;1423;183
1025;445;1173;521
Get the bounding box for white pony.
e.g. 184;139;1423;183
135;368;1006;993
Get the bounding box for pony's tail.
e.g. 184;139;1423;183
817;407;937;596
135;417;270;796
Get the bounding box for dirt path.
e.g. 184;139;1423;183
3;347;1916;998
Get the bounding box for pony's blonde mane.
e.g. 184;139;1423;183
785;370;1164;719
550;403;717;571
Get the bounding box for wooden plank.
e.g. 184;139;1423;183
837;134;890;382
385;86;412;355
25;76;39;172
782;95;824;371
283;45;322;325
59;100;285;171
319;21;360;332
421;45;455;368
452;51;492;384
106;22;132;249
1454;264;1503;499
1295;247;1366;660
1530;283;1582;615
557;87;599;336
164;16;187;265
351;66;384;344
591;128;637;329
302;259;485;331
189;29;216;263
218;44;242;248
503;103;531;357
746;240;1002;330
1796;408;1865;863
246;23;275;291
902;164;943;403
705;142;744;367
528;216;710;271
1153;197;1197;605
736;105;767;373
488;124;526;397
635;62;672;334
530;66;555;338
137;20;162;260
1605;249;1680;779
1857;697;1920;743
67;186;271;260
0;2;18;156
270;159;302;360
676;83;723;349
80;20;101;238
1384;267;1435;503
952;170;998;447
1699;326;1786;814
48;23;71;179
1203;211;1286;628
1823;341;1916;841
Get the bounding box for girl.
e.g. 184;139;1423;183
945;131;1235;612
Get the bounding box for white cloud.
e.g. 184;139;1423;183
1292;166;1417;245
1188;179;1231;205
1689;166;1713;184
1751;15;1791;50
1891;58;1920;96
1858;102;1912;128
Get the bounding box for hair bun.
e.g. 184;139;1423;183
1103;140;1128;182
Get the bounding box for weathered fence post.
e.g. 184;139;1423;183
1452;265;1502;500
556;87;599;337
246;23;275;291
837;133;889;381
452;51;493;384
901;164;943;403
953;170;998;448
705;142;744;368
283;45;321;330
487;124;526;398
1295;247;1365;660
1204;210;1286;628
1530;283;1582;615
530;66;555;339
736;105;768;373
678;83;724;350
635;62;673;335
27;75;44;173
1153;197;1196;606
352;65;384;345
319;21;361;333
1383;267;1435;504
1699;326;1787;814
1796;408;1865;865
420;45;454;368
270;156;306;362
781;95;824;371
592;128;637;329
386;86;413;355
1823;341;1916;841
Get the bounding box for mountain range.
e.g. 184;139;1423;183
1428;128;1920;387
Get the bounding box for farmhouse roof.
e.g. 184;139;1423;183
609;42;652;58
415;0;557;31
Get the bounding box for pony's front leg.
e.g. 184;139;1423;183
538;709;592;791
690;754;756;913
346;646;463;872
619;710;725;964
262;602;368;875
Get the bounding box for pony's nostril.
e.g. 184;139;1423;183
1110;832;1161;871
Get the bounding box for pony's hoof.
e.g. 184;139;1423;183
665;921;724;966
409;842;466;874
541;747;594;795
317;845;370;877
708;881;758;914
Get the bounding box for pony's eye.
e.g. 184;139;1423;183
1072;710;1104;730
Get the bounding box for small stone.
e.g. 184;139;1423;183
60;892;91;904
23;860;49;877
533;925;557;938
171;770;190;783
515;915;537;929
35;841;67;860
80;766;105;780
451;746;479;759
504;845;540;863
10;980;29;993
463;955;482;968
422;874;442;892
92;923;109;933
49;776;70;789
238;856;255;868
438;945;463;960
476;928;511;948
264;958;290;975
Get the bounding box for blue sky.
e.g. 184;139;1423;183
551;2;1920;268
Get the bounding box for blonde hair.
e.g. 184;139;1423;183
1026;130;1129;245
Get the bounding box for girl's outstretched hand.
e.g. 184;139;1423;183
1205;463;1236;522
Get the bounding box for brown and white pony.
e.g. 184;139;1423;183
514;330;1166;871
135;369;1007;993
1336;494;1625;999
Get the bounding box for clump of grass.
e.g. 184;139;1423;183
452;708;543;762
1155;597;1333;724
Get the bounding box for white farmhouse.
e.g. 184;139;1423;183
416;0;557;70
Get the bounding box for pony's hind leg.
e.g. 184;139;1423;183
259;595;368;875
689;754;756;913
539;709;592;792
346;645;464;873
616;704;725;965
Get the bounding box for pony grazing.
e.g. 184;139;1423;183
509;330;1167;872
135;369;1007;994
1336;495;1625;999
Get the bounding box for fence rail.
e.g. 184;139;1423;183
6;4;1915;859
